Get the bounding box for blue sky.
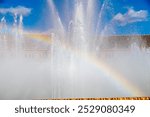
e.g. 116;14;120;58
0;0;150;35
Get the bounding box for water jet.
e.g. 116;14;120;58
0;0;149;99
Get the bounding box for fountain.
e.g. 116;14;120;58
0;0;150;99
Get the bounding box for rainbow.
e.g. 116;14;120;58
83;53;144;96
23;32;52;44
63;43;144;96
24;33;144;96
